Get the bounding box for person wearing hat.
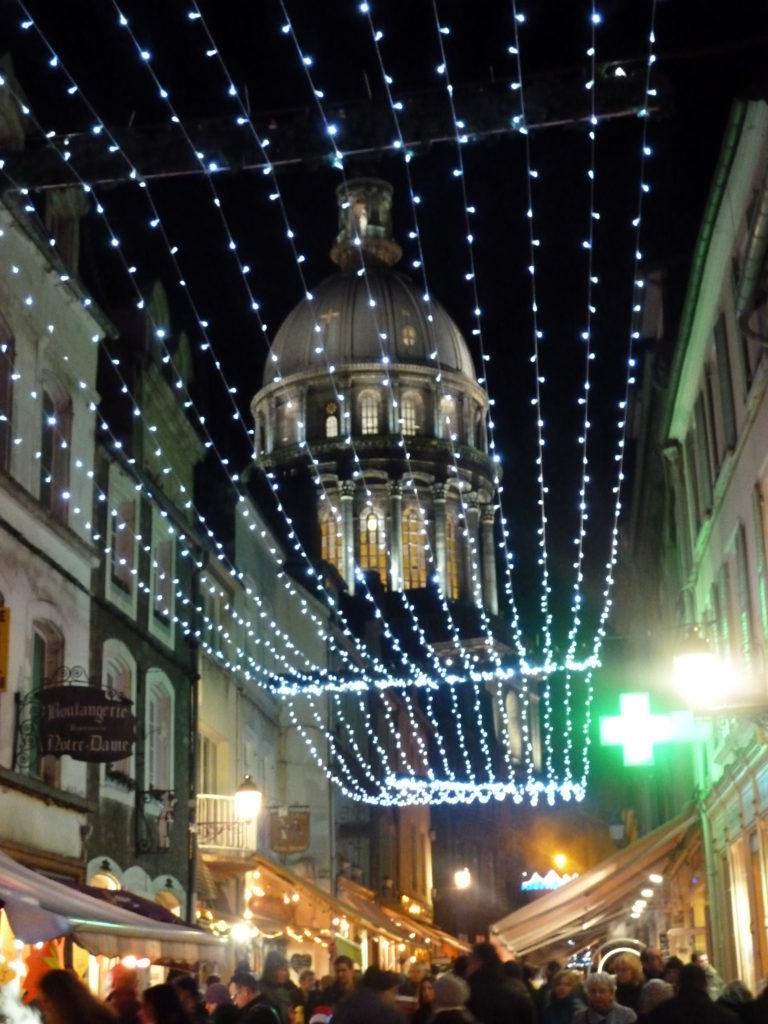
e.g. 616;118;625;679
205;983;238;1024
432;973;476;1024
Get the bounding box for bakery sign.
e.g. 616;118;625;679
38;686;136;762
269;810;310;854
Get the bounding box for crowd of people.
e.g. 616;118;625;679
22;942;768;1024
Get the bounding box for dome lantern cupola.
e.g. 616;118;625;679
330;178;402;270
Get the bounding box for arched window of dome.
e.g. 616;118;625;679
475;409;487;452
324;400;339;439
276;400;297;446
400;391;422;436
402;324;418;348
440;395;457;440
359;390;380;435
255;412;266;453
505;691;524;763
402;507;427;589
358;507;388;588
319;505;343;576
445;513;460;599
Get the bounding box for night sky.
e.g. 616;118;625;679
1;0;766;660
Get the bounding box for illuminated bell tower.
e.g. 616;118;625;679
251;178;499;616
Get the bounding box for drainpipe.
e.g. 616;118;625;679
186;549;207;924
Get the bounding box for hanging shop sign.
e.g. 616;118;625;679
38;685;136;762
269;811;310;854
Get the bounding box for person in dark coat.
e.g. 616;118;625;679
661;957;684;994
309;956;356;1014
330;966;404;1024
259;952;298;1024
412;975;436;1024
230;971;280;1024
536;960;563;1019
205;983;239;1024
636;979;673;1024
432;973;476;1024
650;964;739;1024
174;976;208;1024
615;954;645;1014
465;942;535;1024
38;970;116;1024
139;984;189;1024
716;982;758;1024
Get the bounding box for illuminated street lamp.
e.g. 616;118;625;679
234;775;262;820
673;629;725;708
454;867;472;890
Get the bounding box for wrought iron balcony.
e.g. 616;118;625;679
196;793;258;853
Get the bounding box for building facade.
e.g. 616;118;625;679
622;99;768;990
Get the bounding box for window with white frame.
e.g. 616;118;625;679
110;497;137;595
198;733;219;794
40;388;72;524
145;669;174;793
150;510;175;636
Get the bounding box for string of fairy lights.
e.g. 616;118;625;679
10;0;424;696
273;0;508;707
0;0;661;805
275;0;505;789
131;0;498;707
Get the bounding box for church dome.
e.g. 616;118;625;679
263;178;476;385
264;266;477;385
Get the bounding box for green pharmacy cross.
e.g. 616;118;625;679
599;692;710;766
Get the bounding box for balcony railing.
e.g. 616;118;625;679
196;793;257;853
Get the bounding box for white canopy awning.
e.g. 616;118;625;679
0;848;227;964
491;809;699;958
